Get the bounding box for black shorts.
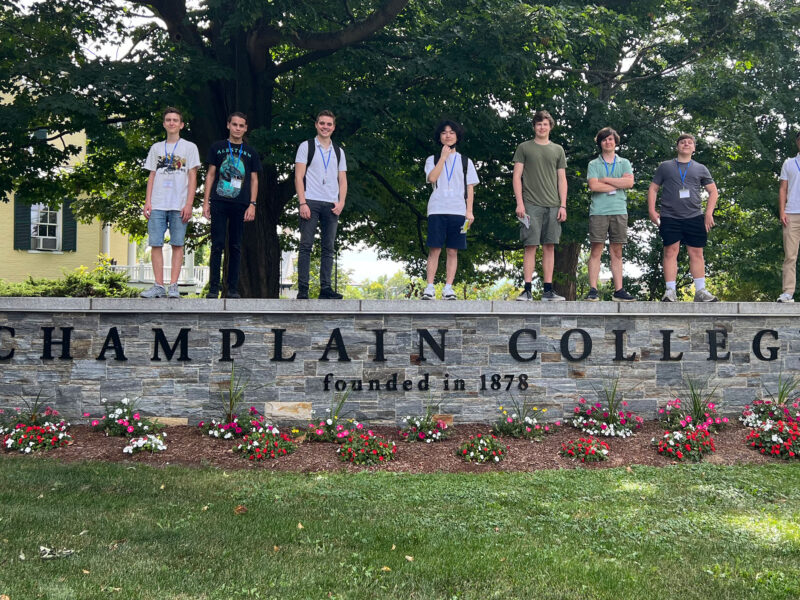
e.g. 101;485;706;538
659;215;707;248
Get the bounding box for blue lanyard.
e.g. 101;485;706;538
227;140;243;170
601;154;616;177
164;139;179;168
676;160;691;187
794;157;799;173
443;153;457;185
319;144;333;176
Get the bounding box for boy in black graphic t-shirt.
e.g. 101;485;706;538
202;112;262;298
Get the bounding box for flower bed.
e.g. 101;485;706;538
90;398;160;437
337;431;397;464
745;420;799;459
571;397;642;438
123;433;167;454
234;426;296;461
2;422;73;454
457;433;508;464
491;403;559;440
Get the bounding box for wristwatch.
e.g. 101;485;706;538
250;201;257;206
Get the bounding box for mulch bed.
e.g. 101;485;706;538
1;420;773;472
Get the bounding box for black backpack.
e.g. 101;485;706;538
302;139;342;190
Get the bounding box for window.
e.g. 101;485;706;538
30;204;62;251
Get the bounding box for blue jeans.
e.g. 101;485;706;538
298;200;339;291
209;201;247;293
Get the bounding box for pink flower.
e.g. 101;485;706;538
127;426;134;433
133;413;140;420
356;423;364;429
579;398;586;404
544;426;550;432
82;412;90;417
600;423;608;430
622;401;628;407
91;420;99;427
722;417;729;423
574;407;580;414
715;418;721;424
507;417;513;423
680;420;686;427
658;408;665;414
316;429;324;435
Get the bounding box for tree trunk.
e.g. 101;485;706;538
554;242;581;301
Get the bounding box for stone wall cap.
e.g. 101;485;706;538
0;297;91;311
360;299;493;313
90;298;224;312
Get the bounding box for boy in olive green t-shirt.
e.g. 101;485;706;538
512;110;568;301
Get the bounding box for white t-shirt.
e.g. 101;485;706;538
144;138;201;211
295;139;347;204
424;153;479;216
779;154;800;214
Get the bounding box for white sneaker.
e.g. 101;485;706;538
661;288;677;302
168;283;180;298
443;287;457;300
422;285;435;300
140;284;166;298
777;293;795;303
693;288;718;303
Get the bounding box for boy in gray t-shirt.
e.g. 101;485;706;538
648;134;719;302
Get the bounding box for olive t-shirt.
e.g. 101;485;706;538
513;141;567;207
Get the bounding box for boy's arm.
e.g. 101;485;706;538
647;182;660;224
202;165;216;220
703;182;718;232
295;162;310;220
144;171;156;219
779;179;789;226
332;170;347;216
466;184;475;224
556;168;567;222
181;167;198;223
513;162;525;218
244;171;258;222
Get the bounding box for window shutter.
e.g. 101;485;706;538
62;199;77;252
13;197;31;250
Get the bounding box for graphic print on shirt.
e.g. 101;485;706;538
155;154;188;172
216;155;244;199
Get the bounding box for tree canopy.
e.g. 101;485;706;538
3;0;799;299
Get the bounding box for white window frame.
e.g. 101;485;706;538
30;203;62;252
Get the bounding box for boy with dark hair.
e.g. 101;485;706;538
422;119;479;300
141;107;200;299
648;133;719;302
294;110;348;299
513;109;568;301
777;131;800;303
585;127;635;301
202;111;262;299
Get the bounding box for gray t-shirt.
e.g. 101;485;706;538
652;159;714;219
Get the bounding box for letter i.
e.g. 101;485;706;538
443;373;449;391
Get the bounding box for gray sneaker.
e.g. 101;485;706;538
140;284;166;298
168;283;180;298
661;289;678;302
694;288;718;303
516;289;532;302
777;293;794;303
541;289;565;302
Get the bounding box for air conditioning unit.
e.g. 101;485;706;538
31;237;59;251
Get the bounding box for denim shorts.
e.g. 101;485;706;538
148;209;187;247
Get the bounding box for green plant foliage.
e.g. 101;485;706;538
0;257;139;297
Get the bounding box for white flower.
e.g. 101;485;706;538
121;398;129;405
326;419;333;425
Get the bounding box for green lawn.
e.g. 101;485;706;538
1;460;799;600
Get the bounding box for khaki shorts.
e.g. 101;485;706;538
521;204;561;246
589;214;628;244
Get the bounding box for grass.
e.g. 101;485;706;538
1;461;799;599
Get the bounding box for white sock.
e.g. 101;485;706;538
693;277;706;292
666;281;677;291
443;284;454;292
425;283;435;292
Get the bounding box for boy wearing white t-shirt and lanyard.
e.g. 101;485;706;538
422;120;478;300
141;107;200;298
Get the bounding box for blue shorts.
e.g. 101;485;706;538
148;210;187;247
427;214;467;250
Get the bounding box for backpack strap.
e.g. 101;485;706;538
302;139;315;191
461;153;469;202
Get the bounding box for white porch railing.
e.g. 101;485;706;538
110;263;209;287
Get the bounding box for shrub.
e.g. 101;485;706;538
307;391;361;443
457;434;508;464
234;426;296;461
745;420;800;459
653;429;716;462
559;437;610;463
740;399;800;429
198;406;271;439
337;432;396;465
0;256;139;298
571;396;643;438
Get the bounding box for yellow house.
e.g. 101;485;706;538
0;130;132;282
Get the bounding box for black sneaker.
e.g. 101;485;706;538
612;289;635;302
206;290;219;299
319;287;343;300
585;289;599;302
226;291;241;299
296;290;309;300
541;289;565;302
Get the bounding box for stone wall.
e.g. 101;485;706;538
1;298;798;425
